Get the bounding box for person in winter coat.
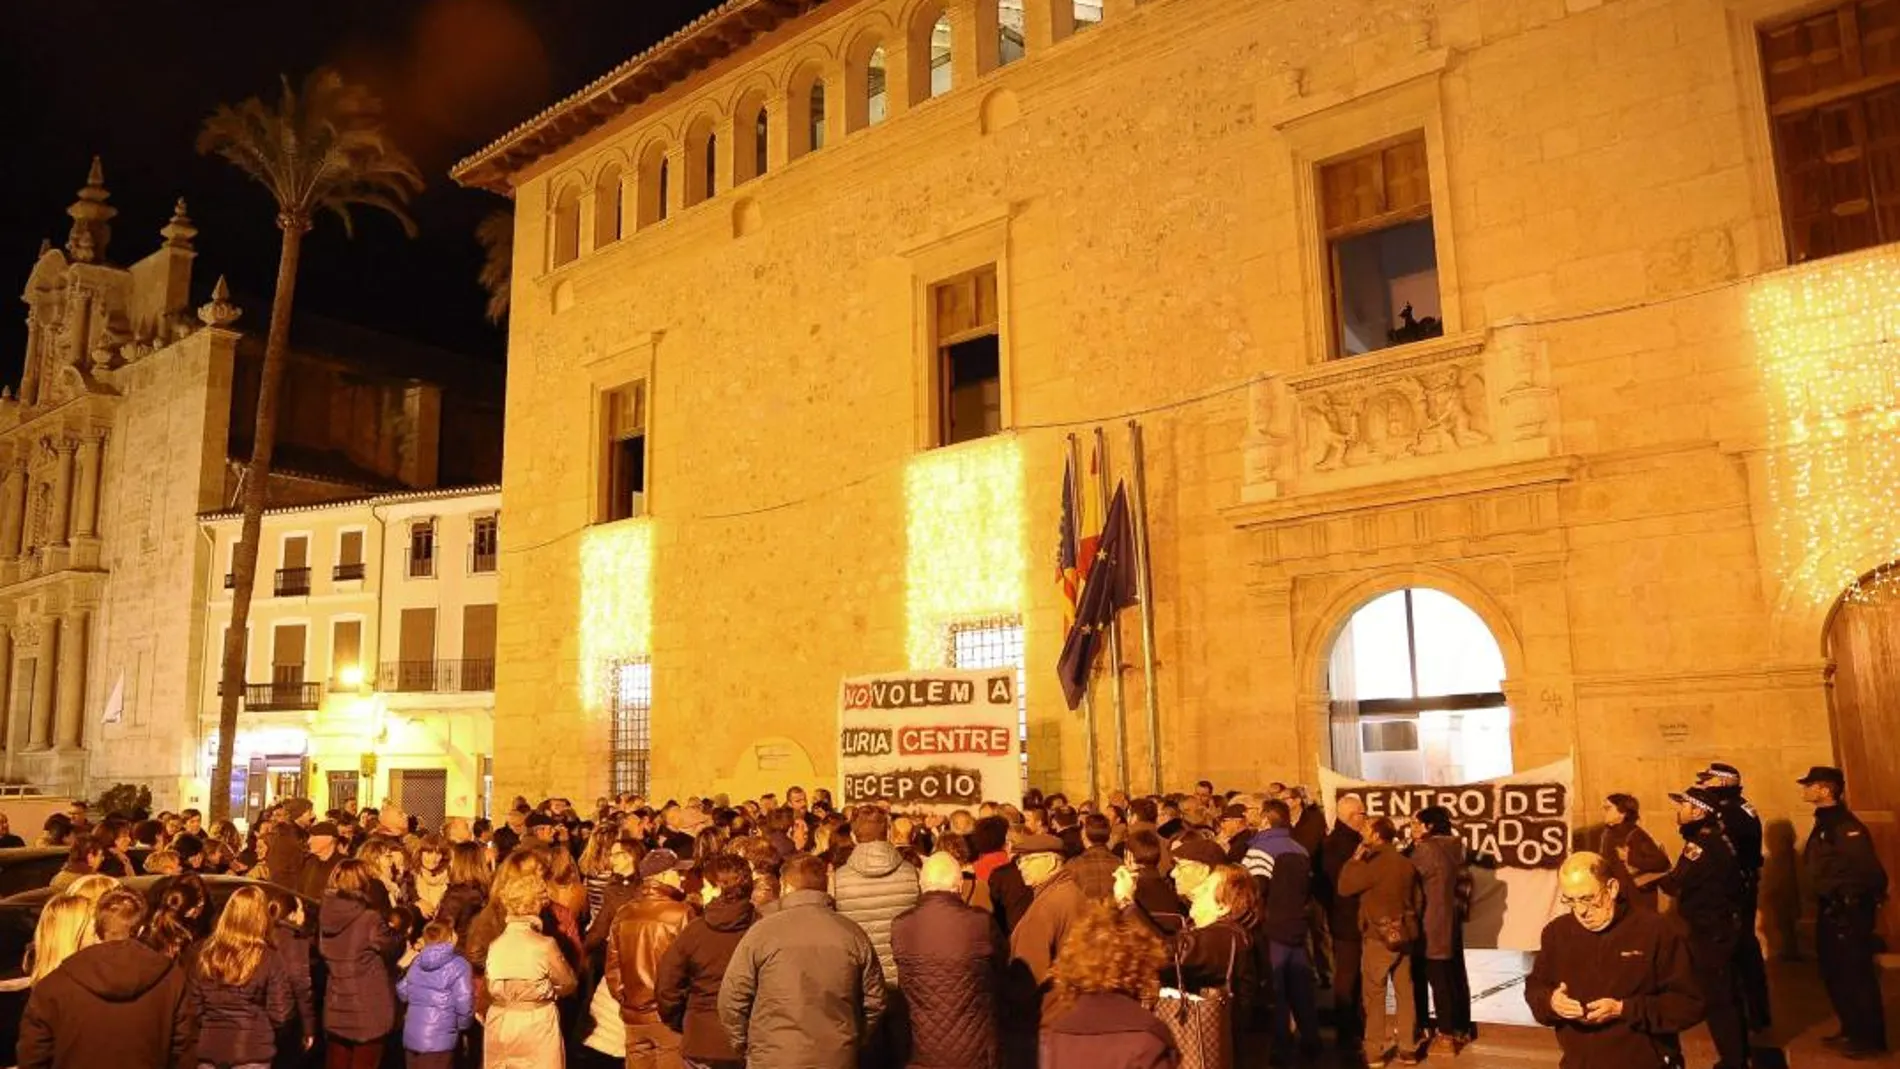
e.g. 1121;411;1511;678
1408;806;1474;1049
483;869;578;1068
413;834;452;921
1002;834;1088;1069
891;852;1001;1069
1242;800;1320;1059
717;853;886;1069
1039;902;1176;1069
188;884;296;1068
295;822;345;904
582;836;642;956
654;854;756;1068
1599;794;1671;912
829;808;920;987
1337;817;1425;1066
1526;852;1705;1069
266;799;316;894
436;841;491;948
17;887;198;1069
320;859;406;1069
1064;815;1123;902
397;919;475;1069
1323;795;1368;1049
605;846;695;1067
47;840;101;894
266;891;318;1064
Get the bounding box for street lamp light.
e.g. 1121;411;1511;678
339;664;365;689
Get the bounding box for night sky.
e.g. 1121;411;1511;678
0;0;725;384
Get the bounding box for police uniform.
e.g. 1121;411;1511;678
1659;787;1750;1069
1698;762;1770;1029
1801;766;1890;1056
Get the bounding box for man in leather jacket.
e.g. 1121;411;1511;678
606;847;695;1069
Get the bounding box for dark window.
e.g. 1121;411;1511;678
1761;1;1900;262
608;659;652;797
755;109;770;178
600;382;648;522
657;159;670;222
933;265;1004;447
471;515;499;573
409;521;436;578
1320;134;1443;357
811;81;828;150
705;135;719;200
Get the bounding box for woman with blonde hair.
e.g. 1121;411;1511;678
1040;902;1176;1068
59;873;118;903
24;894;98;984
189;884;295;1067
482;865;576;1067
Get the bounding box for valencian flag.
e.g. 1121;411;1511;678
1057;481;1138;710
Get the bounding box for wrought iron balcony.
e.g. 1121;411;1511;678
216;680;325;711
378;658;496;694
470;548;498;574
333;561;367;581
274;567;311;597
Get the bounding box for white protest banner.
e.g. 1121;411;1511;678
838;668;1022;812
1318;757;1574;951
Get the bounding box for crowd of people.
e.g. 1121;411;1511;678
0;760;1887;1069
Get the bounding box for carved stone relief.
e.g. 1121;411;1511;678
1297;356;1491;472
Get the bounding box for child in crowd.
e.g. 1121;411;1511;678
397;919;475;1069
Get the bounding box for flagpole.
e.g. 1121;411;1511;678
1094;425;1130;796
1066;433;1101;807
1128;419;1163;794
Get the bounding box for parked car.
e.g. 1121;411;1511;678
0;874;317;1064
0;847;153;898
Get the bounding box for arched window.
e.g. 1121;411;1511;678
636;142;669;227
869;46;889;124
549;184;581;268
998;1;1025;66
705;134;719;200
1326;588;1511;784
657;159;670;221
684;117;718;206
810;81;827;151
754;109;769;178
929;12;954;100
594;163;624;248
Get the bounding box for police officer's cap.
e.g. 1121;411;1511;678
1697;762;1742;786
1796;765;1846;788
1667;786;1719;815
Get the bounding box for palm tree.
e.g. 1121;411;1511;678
476;208;514;323
198;69;423;823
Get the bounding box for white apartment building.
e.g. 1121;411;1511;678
200;484;500;827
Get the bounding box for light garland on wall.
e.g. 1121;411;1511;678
578;521;654;709
1750;254;1900;608
904;437;1028;669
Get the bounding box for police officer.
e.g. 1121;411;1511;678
1801;765;1889;1059
1659;786;1750;1069
1696;761;1770;1029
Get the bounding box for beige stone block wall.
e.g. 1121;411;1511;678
487;0;1887;842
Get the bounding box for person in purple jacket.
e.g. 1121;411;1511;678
396;919;475;1069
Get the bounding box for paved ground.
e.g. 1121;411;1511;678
1238;957;1899;1067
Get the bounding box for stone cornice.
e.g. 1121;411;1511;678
1224;454;1579;530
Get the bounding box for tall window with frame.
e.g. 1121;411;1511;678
1320;134;1443;357
600;381;648;522
608;658;652;797
946;617;1028;788
471;514;499;574
408;520;436;578
933;265;1003;447
1761;0;1900;263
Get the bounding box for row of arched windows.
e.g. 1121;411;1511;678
548;0;1113;271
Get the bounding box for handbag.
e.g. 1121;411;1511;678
1154;926;1241;1069
1371;910;1420;952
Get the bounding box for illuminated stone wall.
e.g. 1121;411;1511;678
488;0;1887;829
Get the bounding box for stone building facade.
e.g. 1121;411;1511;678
5;161;504;806
456;0;1900;914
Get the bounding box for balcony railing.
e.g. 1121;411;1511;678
378;658;496;694
274;567;311;597
333;561;366;581
216;680;325;711
408;553;436;579
470;548;498;574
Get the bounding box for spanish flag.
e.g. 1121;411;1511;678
1056;447;1101;630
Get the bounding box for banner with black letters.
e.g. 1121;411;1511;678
1319;758;1574;951
838;668;1023;811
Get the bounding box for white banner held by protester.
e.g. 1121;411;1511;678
838;668;1023;812
1318;757;1574;951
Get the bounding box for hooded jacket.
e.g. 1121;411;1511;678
318;893;403;1042
830;840;920;986
397;941;475;1054
17;937;197;1069
717;889;886;1069
654;897;756;1062
187;950;294;1067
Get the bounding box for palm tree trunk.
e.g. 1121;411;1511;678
210;219;307;825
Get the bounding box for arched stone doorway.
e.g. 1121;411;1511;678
1325;587;1514;784
1825;566;1900;940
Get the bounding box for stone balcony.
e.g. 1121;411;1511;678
1237;325;1564;513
